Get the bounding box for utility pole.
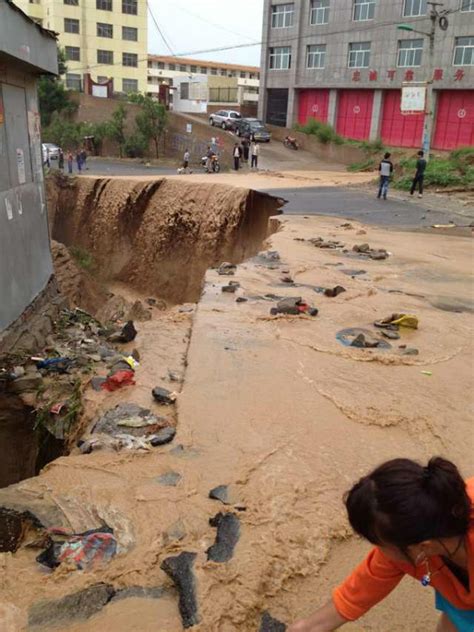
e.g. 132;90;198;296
423;2;444;159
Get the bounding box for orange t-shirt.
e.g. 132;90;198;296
333;478;474;621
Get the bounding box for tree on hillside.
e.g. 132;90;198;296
107;103;128;158
130;94;168;158
38;48;76;127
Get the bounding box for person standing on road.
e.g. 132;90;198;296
205;146;214;173
233;143;242;171
80;148;88;170
377;152;393;200
67;151;73;174
410;150;427;199
75;149;82;173
241;136;250;164
183;148;190;173
251;141;260;170
58;149;65;171
288;456;474;632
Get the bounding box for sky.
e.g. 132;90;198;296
147;0;265;67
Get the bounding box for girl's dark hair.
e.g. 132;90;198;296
345;457;471;548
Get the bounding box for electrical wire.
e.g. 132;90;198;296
147;0;175;57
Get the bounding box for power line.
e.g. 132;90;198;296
147;1;175;57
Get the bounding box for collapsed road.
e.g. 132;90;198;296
0;173;472;631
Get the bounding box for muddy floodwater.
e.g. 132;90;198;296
0;176;473;631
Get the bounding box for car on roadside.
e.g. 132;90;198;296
42;142;61;164
234;118;271;142
209;110;242;130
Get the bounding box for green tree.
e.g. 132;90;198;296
129;94;167;158
38;47;76;127
107;104;128;157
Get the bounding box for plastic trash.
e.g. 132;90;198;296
101;370;136;391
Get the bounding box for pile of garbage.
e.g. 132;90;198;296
337;313;420;353
352;243;390;261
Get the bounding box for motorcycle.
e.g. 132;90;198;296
201;154;221;173
283;136;299;150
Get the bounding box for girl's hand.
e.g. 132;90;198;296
287;600;348;632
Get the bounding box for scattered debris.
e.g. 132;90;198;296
111;586;167;603
353;243;370;253
100;370;136;392
421;371;433;376
351;333;383;349
156;471;182;487
281;276;294;284
402;348;419;356
340;269;367;277
324;286;346;298
152;387;177;406
36;527;117;570
150;427;176;446
270;297;318;317
381;330;400;341
206;512;240;563
179;304;195;313
167;369;183;383
236;297;248;303
260;611;287;632
353;243;389;260
9;372;43;394
160;552;200;628
336;328;391;350
222;281;240;293
37;357;73;373
107;321;137;344
374;314;419;330
92;403;166;438
146;297;157;306
218;262;237;276
310;237;345;249
356;229;367;235
339;223;353;230
128;300;152;322
259;250;280;261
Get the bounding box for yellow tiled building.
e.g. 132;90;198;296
14;0;148;94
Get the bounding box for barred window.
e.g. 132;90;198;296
64;0;79;6
97;49;113;64
354;0;375;21
271;3;295;28
454;36;474;65
123;78;138;92
97;22;113;38
66;73;82;90
310;0;329;25
269;46;291;69
122;26;138;41
397;39;423;67
65;46;80;61
123;52;138;67
64;18;80;33
122;0;137;14
307;44;326;68
96;0;112;9
348;41;371;67
403;0;427;17
461;0;474;11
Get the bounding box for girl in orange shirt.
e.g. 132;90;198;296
289;457;474;632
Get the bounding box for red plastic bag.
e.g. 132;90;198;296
100;370;136;392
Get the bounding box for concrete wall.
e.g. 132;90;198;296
260;0;474;126
0;5;58;336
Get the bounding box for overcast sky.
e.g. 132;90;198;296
147;0;264;67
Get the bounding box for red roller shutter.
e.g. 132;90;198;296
336;90;374;140
433;90;474;151
380;90;424;148
298;89;330;125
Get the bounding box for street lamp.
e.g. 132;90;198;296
397;2;444;159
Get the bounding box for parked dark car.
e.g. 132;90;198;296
234;118;271;142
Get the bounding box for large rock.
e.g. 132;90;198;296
28;583;115;628
161;552;199;628
206;512;240;563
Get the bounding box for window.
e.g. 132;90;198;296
122;0;137;14
240;71;246;78
66;73;81;90
65;46;80;61
220;69;227;76
200;66;208;74
97;49;113;64
307;44;326;68
271;3;294;28
250;73;256;79
157;62;165;69
169;63;176;70
454;36;474;65
348;42;371;67
354;0;375;20
97;22;113;37
461;0;474;10
122;26;138;41
123;52;138;67
64;0;79;5
310;0;329;25
181;82;189;100
269;46;291;69
123;78;138;92
96;0;112;9
179;64;187;72
190;65;197;73
211;67;218;75
64;17;80;33
403;0;427;17
397;39;423;66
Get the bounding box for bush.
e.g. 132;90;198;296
123;135;148;158
348;158;376;172
393;153;474;190
295;118;343;145
70;247;94;271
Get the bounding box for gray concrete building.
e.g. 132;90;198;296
258;0;474;149
0;0;58;340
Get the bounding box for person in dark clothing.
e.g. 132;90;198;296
58;149;65;171
410;150;427;198
241;136;250;163
233;143;242;171
377;152;394;200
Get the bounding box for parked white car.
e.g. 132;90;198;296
209;110;242;130
42;143;61;164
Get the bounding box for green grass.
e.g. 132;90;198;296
70;246;94;272
294;118;344;145
348;158;376;172
393;148;474;190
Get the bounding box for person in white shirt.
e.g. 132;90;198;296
233;143;242;171
251;141;260;169
377;152;394;200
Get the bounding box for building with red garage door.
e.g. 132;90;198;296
258;0;474;152
433;90;474;150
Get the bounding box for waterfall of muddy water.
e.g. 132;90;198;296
48;176;284;304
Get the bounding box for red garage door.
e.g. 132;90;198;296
381;90;424;148
433;90;474;150
336;90;374;140
298;89;330;125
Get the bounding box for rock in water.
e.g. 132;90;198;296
260;611;287;631
150;427;176;446
209;485;230;505
206;513;240;563
28;584;115;628
160;552;199;628
152;387;177;406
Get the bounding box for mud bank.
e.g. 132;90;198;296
47;174;283;304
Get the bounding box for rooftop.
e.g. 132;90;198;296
148;54;260;74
